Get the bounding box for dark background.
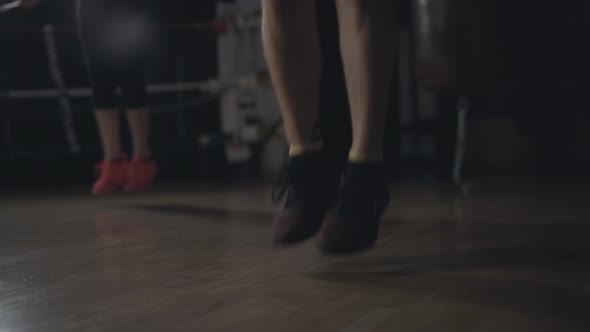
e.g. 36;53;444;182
1;0;589;189
0;1;223;186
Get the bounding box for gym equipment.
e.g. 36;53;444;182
412;0;499;95
412;0;500;192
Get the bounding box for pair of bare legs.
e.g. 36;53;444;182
262;0;396;160
95;108;151;161
263;0;396;252
91;106;157;196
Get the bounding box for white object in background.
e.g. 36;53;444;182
226;141;252;163
242;126;259;143
217;1;285;170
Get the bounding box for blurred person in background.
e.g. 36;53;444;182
76;0;159;196
263;0;395;253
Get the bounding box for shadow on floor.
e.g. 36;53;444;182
125;204;273;224
308;245;590;325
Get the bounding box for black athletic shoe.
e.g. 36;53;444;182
318;162;390;254
272;152;341;245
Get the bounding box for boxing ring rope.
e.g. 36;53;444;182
0;71;271;100
0;7;281;162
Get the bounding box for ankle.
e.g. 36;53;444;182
348;149;383;163
104;148;124;161
289;141;323;157
132;150;153;161
104;155;125;162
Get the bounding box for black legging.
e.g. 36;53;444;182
76;0;156;109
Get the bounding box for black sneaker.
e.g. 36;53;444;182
318;162;390;254
272;151;341;245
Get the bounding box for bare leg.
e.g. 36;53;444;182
123;107;156;193
335;0;396;161
126;109;151;159
95;109;123;160
265;0;341;245
261;0;321;154
317;1;396;254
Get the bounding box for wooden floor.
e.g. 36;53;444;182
1;176;589;332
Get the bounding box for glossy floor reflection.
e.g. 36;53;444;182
0;177;589;332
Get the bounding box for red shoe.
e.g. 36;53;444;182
123;159;157;193
92;158;129;196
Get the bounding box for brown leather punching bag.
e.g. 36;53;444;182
412;0;500;96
